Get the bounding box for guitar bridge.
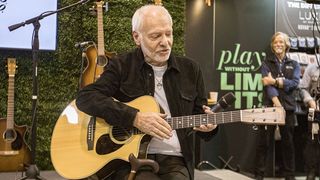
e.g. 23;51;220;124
87;116;96;151
0;150;19;156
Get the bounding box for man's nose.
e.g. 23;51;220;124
159;35;170;46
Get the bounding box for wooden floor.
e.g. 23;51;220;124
0;169;316;180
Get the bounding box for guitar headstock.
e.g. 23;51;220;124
241;106;285;125
95;1;105;8
154;0;162;5
7;58;17;77
90;1;107;15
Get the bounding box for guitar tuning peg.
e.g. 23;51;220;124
104;2;108;12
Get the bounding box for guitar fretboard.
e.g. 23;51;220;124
167;111;242;130
129;111;242;135
97;2;105;57
6;64;15;129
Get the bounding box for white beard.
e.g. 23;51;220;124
141;43;171;64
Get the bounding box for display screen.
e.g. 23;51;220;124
0;0;58;51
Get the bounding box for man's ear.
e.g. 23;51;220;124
132;31;140;46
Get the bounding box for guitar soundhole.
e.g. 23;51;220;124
97;56;108;66
96;134;122;155
111;126;133;142
3;129;23;150
3;129;17;142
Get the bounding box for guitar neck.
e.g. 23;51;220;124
167;110;242;130
6;58;17;129
96;1;105;57
7;75;15;129
131;111;242;135
167;106;285;129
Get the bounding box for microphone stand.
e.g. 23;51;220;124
8;1;90;179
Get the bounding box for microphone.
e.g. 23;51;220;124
211;92;236;112
75;41;93;48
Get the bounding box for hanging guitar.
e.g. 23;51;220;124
0;58;31;171
80;0;115;88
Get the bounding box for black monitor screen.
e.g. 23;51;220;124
0;0;58;51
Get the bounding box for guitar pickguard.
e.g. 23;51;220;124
96;134;122;155
10;130;24;151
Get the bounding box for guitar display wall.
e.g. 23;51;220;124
288;36;320;73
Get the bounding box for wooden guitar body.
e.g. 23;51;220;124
81;45;104;88
0;118;31;171
81;45;115;88
50;97;157;179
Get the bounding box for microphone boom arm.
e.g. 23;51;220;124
8;0;89;31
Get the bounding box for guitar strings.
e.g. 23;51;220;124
88;109;281;138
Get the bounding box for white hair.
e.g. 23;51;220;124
132;4;173;32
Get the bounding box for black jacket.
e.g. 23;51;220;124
76;48;217;179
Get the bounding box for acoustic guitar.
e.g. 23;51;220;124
0;58;31;171
80;0;115;88
51;95;285;179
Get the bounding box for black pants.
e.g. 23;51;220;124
254;111;296;178
303;122;320;176
105;154;190;180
